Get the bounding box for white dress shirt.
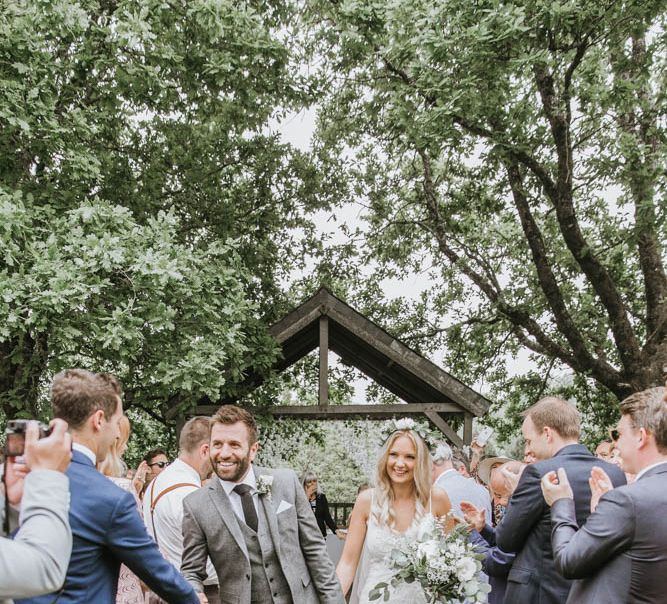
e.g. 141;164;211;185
72;442;96;465
142;458;217;585
219;467;259;522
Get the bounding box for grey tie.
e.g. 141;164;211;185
233;484;258;532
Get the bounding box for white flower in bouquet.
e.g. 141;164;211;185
456;557;477;582
417;539;439;560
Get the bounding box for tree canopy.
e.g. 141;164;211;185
0;0;333;421
304;0;667;440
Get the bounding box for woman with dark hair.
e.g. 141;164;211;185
301;471;342;538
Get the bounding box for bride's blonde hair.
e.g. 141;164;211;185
373;429;432;529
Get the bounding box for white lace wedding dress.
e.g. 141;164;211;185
350;492;429;604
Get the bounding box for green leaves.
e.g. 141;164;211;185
305;0;667;442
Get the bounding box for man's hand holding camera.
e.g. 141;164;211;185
5;419;72;507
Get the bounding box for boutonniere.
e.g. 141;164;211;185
256;475;273;500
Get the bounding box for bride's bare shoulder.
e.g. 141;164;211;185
355;487;373;510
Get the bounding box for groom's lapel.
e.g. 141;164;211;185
254;465;283;560
208;478;249;559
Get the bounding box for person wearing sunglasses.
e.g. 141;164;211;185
541;387;667;604
134;449;170;500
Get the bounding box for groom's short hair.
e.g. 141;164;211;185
211;405;258;444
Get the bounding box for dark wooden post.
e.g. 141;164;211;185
319;315;329;407
463;412;473;445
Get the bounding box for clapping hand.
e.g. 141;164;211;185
541;468;574;506
589;466;613;513
501;466;522;495
460;500;486;532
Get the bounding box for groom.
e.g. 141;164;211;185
181;405;344;604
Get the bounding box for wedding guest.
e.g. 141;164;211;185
523;443;537;465
452;457;471;477
98;415;144;604
138;448;169;499
477;456;513;525
143;417;219;604
19;368;199;604
541;387;667;603
302;471;344;539
609;446;636;483
495;396;625;604
337;423;452;603
0;420;72;603
431;441;491;519
462;461;523;604
181;405;343;604
594;440;612;461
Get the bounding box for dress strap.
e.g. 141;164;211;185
429;490;433;514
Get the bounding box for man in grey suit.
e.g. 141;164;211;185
181;405;344;604
495;396;625;604
431;441;492;519
541;386;667;603
1;419;72;604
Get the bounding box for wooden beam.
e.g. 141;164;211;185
463;413;473;445
319;316;329;406
424;411;464;449
190;402;463;419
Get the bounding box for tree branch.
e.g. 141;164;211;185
532;61;643;377
503;158;620;388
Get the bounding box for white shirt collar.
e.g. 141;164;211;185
635;460;667;481
219;465;257;496
72;442;96;465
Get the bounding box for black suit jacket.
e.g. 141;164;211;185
495;444;626;604
312;493;337;537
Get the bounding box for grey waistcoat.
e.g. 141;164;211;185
236;501;292;604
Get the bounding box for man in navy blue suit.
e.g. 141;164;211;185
19;369;199;604
494;396;625;604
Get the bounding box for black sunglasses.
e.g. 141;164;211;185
609;428;620;442
149;461;168;469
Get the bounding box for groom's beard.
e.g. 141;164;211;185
211;451;252;483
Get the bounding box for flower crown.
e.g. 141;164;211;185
379;417;441;449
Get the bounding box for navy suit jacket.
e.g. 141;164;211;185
495;444;626;604
18;450;198;604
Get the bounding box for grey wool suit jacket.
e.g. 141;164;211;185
0;470;72;604
550;462;667;604
181;465;344;604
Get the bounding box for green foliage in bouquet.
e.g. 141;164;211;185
370;516;490;603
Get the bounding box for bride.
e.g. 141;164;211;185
336;422;452;603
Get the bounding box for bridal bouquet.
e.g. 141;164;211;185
369;515;490;603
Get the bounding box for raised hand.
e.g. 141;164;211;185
460;500;486;532
25;419;71;473
6;419;72;507
589;466;613;513
541;468;574;506
133;460;150;495
501;465;522;495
